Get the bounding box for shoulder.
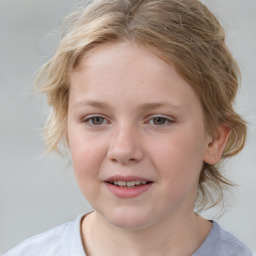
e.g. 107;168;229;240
3;224;69;256
194;221;253;256
216;222;253;256
3;215;86;256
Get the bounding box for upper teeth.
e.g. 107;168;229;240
112;181;147;186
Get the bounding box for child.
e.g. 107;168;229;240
4;0;253;255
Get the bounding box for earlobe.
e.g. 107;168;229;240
203;124;231;165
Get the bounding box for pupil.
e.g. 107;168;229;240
92;117;103;125
153;117;165;125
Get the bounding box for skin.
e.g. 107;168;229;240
67;42;230;256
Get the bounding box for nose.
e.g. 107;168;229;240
107;125;144;164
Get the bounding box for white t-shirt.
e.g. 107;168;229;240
4;214;253;256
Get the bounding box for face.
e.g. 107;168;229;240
68;42;213;230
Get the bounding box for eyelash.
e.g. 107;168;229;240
148;116;174;126
82;115;174;127
82;116;108;126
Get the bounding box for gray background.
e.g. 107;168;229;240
0;0;255;254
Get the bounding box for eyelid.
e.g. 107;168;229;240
82;114;109;125
148;114;175;120
146;115;175;125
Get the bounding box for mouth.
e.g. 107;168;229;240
104;176;153;198
105;180;153;188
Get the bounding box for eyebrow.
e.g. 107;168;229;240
138;102;188;112
71;100;109;110
71;100;188;112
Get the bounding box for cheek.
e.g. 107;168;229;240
70;144;104;174
148;129;206;183
68;134;107;199
150;133;204;208
68;127;106;179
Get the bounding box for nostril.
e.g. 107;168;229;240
110;157;139;165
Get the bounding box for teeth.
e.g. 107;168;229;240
117;181;126;186
111;180;148;187
127;181;136;186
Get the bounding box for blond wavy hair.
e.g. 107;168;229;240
36;0;247;210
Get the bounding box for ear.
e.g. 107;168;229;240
203;124;231;165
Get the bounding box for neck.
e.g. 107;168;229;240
81;210;212;256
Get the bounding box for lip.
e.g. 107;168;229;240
105;175;151;182
104;175;153;199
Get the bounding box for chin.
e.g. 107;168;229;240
103;208;156;231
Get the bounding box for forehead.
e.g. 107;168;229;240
74;41;173;78
69;42;202;113
71;42;184;88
